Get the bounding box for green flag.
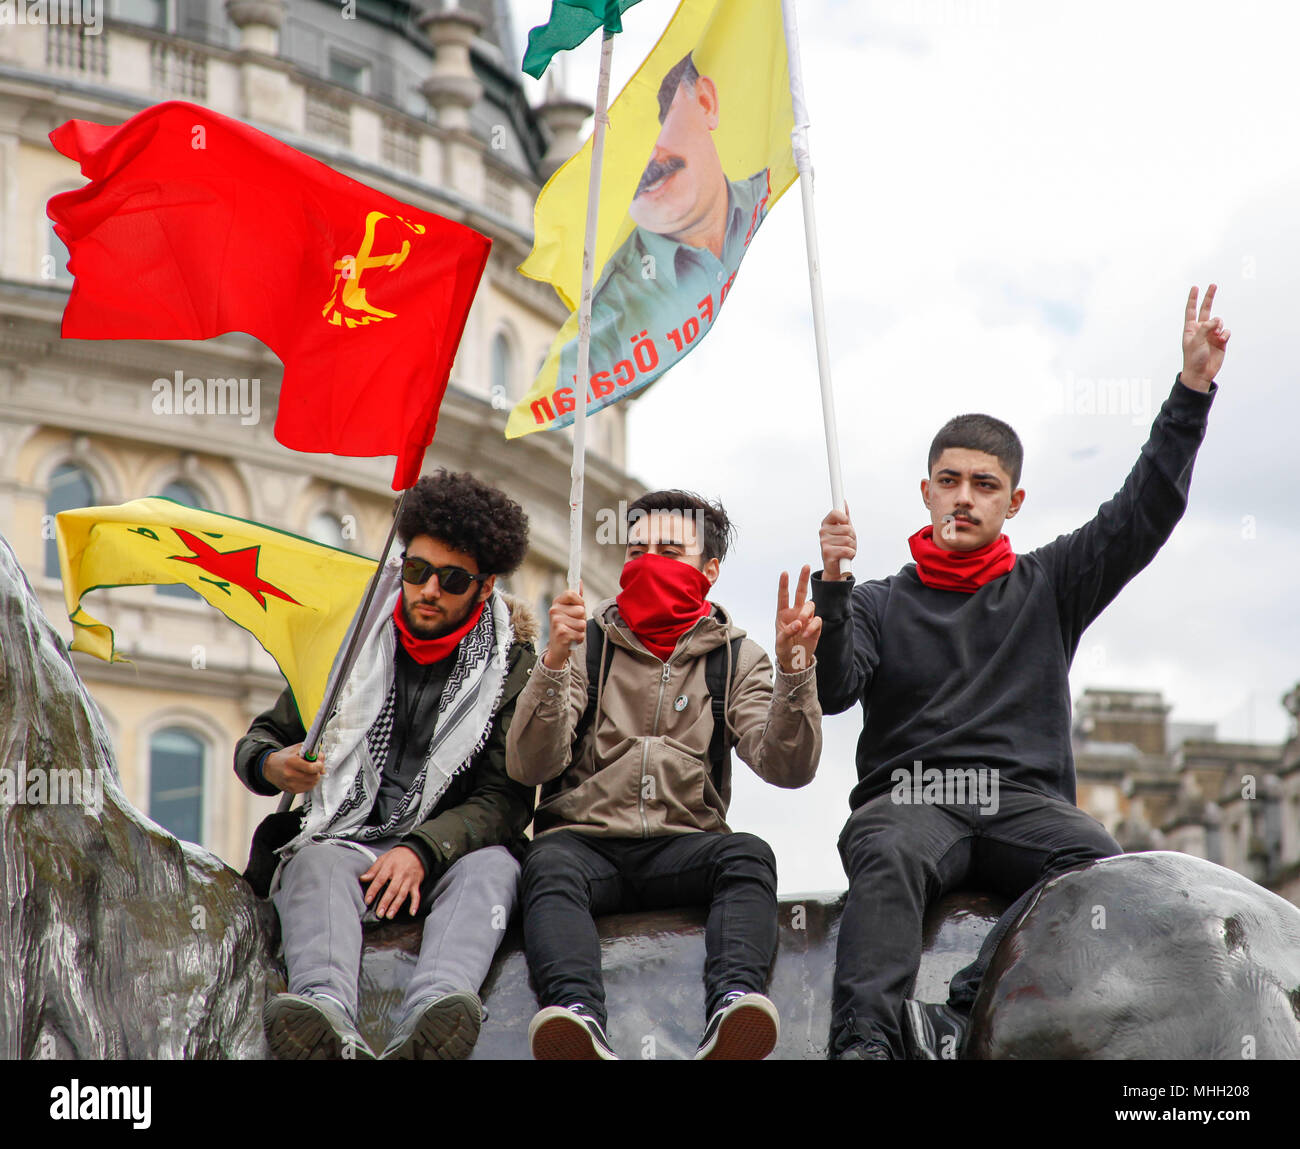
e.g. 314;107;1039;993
522;0;644;79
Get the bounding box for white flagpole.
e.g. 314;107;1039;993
781;0;850;572
567;29;616;590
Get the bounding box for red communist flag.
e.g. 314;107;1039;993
47;101;491;490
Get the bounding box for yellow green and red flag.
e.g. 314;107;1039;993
55;498;377;724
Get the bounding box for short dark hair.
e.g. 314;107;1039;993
625;489;734;564
927;414;1024;489
656;54;699;124
394;469;529;575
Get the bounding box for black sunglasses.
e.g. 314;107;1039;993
400;557;489;595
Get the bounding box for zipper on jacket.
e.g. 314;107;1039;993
638;660;673;838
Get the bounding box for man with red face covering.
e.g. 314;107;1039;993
507;490;822;1060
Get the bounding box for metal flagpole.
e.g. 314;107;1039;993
781;0;850;574
566;28;616;590
276;488;409;812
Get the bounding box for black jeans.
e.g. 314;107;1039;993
520;830;778;1028
832;782;1121;1058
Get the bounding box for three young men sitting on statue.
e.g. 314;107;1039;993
237;284;1228;1062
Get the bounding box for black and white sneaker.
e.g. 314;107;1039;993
529;1004;619;1060
694;991;779;1060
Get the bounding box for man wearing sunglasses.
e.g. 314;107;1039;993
235;470;537;1061
507;490;822;1060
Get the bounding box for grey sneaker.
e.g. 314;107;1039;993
381;991;483;1061
528;1004;618;1060
263;991;376;1061
694;991;779;1060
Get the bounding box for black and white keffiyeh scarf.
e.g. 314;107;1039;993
271;560;512;884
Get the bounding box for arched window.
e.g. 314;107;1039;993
490;330;515;410
308;511;348;552
45;219;74;284
157;480;205;600
148;727;205;845
114;0;168;29
45;462;97;577
536;590;552;650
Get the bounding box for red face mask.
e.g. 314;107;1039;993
615;552;712;661
393;592;484;664
908;525;1016;592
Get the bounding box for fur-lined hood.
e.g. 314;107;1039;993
501;592;540;648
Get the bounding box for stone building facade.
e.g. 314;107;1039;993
0;0;640;868
1074;684;1300;906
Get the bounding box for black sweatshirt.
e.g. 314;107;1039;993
812;375;1216;810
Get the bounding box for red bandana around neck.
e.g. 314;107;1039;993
908;525;1016;593
616;553;712;661
392;593;484;664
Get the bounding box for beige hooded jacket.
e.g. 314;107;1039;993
506;596;821;838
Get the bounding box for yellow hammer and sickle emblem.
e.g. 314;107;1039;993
323;212;427;328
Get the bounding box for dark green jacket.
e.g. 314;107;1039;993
234;596;539;890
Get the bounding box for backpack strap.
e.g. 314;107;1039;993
570;617;608;752
704;635;746;792
571;621;743;793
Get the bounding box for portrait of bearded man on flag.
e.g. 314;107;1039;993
509;0;797;440
555;51;772;401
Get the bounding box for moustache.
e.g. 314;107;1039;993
634;154;686;198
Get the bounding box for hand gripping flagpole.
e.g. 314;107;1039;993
276;489;409;812
567;28;616;591
782;0;850;576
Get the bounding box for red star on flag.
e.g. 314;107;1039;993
169;529;301;610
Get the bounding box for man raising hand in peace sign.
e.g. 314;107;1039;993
508;490;823;1060
813;286;1229;1060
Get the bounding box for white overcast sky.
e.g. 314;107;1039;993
507;0;1300;891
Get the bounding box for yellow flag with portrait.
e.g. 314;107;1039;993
509;0;797;438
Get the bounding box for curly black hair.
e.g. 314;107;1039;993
394;469;529;575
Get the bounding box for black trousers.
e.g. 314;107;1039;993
832;782;1121;1058
520;829;778;1028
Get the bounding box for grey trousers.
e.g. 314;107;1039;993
272;837;520;1020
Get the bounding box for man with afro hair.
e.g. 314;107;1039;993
236;470;539;1061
